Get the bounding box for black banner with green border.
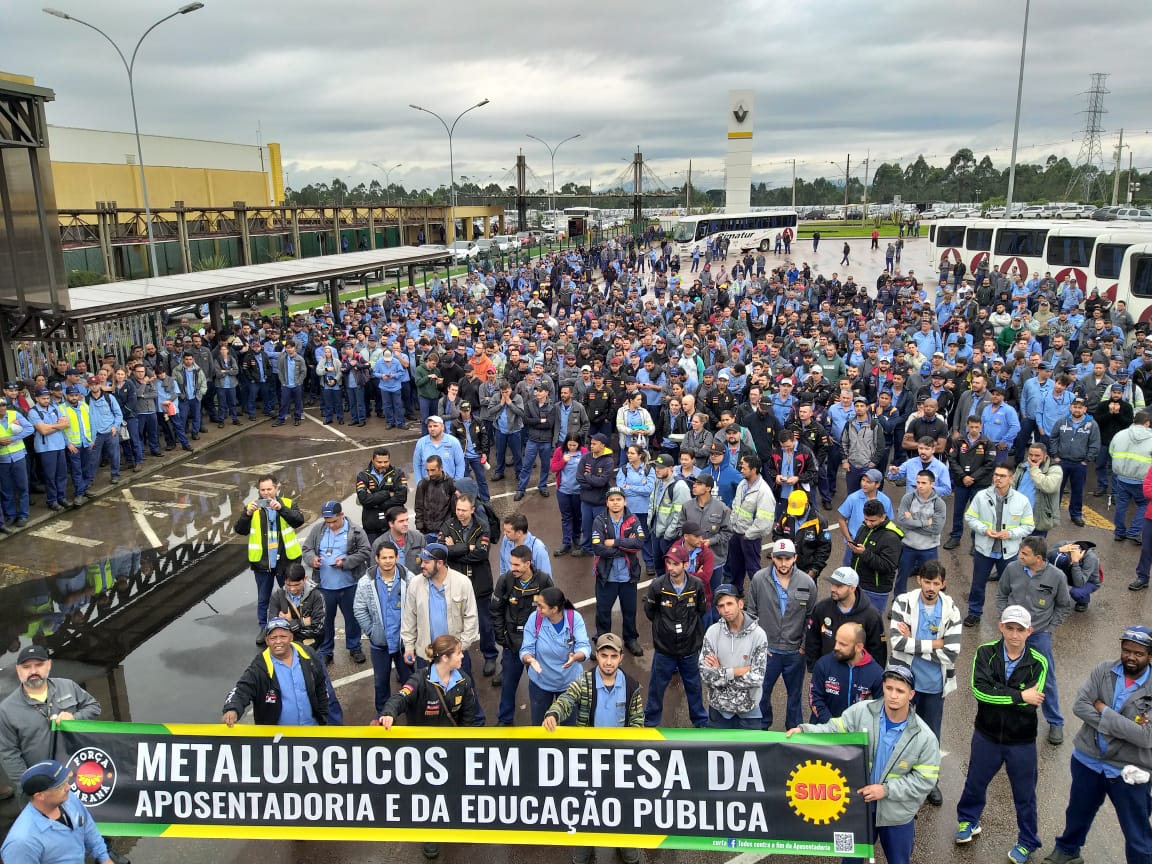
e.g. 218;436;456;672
59;721;872;858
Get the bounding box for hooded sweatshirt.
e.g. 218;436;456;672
893;490;947;550
698;611;769;717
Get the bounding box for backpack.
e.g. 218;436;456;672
535;607;575;636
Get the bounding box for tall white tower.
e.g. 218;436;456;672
725;90;754;212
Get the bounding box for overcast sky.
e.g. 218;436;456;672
6;0;1152;195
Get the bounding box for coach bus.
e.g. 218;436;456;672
929;218;1152;290
1114;242;1152;325
672;209;799;257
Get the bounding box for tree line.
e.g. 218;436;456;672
283;150;1147;210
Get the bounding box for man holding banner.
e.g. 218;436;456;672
1;759;112;864
789;664;940;864
543;633;644;864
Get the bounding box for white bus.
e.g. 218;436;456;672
928;218;1152;288
672;209;799;256
1115;242;1152;326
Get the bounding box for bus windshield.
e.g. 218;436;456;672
673;221;697;243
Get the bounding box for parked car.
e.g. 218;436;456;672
448;240;479;262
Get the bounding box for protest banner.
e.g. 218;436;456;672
60;721;872;858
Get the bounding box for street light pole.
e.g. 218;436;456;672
370;161;403;204
44;3;205;279
526;133;581;213
409;99;490;243
1004;0;1030;218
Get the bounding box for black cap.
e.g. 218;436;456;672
713;584;741;603
17;645;50;664
882;663;916;688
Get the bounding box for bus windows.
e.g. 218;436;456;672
937;226;965;247
965;229;993;251
995;228;1048;257
1047;236;1093;267
694;222;709;241
1095;243;1129;279
1132;256;1152;298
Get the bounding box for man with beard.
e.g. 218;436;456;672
0;646;101;799
808;622;883;722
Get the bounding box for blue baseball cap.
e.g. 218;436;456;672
20;760;69;796
1121;626;1152;649
420;543;449;562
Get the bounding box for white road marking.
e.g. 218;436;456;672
119;488;164;548
303;412;354;442
329;668;376;690
27;519;104;548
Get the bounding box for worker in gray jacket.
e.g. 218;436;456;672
893;469;947;596
0;646;101;800
1043;625;1152;864
648;454;692;578
1047;396;1101;527
997;535;1073;745
683;474;732;592
746;538;817;731
274;342;308;426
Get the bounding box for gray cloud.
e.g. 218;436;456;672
6;0;1151;196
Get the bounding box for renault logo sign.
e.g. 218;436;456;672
733;104;749;124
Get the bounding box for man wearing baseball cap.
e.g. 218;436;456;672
223;617;331;727
1047;395;1101;527
643;545;708;728
955;605;1046;860
591;486;647;657
543;631;644;864
746;538;817;731
1042;626;1152;864
0;645;101;802
402;542;481;692
1;759;112;864
789;662;940;864
699;585;769;730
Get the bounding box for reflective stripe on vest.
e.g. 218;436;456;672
63;403;92;446
0;411;24;458
1112;450;1152;464
247;496;302;563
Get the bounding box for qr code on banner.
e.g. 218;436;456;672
833;833;854;854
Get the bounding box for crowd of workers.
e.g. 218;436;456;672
1;232;1150;864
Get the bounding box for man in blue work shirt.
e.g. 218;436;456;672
84;376;124;487
1017;362;1053;462
222;618;330;726
1;760;112;864
887;437;952;498
981;387;1021;463
498;512;552;577
836;469;894;566
26;388;70;511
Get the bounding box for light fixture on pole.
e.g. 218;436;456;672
526;133;581;213
409;99;490;243
370;162;403;204
44;3;205;279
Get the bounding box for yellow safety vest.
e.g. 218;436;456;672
247;496;302;563
86;559;115;596
0;410;24;458
62;403;92;446
262;641;313;677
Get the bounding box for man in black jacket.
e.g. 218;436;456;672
848;499;905;612
490;545;554;724
954;606;1046;860
803;566;887;668
773;490;832;581
643;547;707;727
944;417;996;549
354;449;408;545
222;618;330;726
